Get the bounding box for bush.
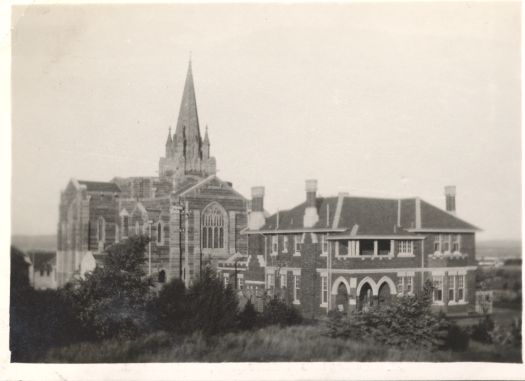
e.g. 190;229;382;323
237;300;259;330
326;280;449;350
444;323;470;351
471;315;495;343
260;296;302;327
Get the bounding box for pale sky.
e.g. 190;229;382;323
11;3;521;240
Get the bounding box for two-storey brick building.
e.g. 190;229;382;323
218;180;479;318
56;60;248;287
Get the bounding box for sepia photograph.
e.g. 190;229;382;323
5;0;523;375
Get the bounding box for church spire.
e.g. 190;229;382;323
174;58;201;143
165;127;173;158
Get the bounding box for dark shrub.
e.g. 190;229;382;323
185;267;239;336
10;246;86;362
326;280;449;350
260;296;302;327
471;315;495;343
444;323;470;351
237;300;259;330
148;278;188;333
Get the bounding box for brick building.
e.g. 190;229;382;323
56;60;248;287
219;180;479;318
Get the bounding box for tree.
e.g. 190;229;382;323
185;267;239;336
149;278;188;333
63;236;154;339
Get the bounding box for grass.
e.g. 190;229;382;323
41;324;522;363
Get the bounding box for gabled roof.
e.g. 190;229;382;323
77;180;121;193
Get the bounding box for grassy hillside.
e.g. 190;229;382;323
42;325;521;363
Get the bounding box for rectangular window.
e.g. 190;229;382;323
397;276;414;295
283;236;289;252
294;235;302;253
433;275;444;302
348;240;358;256
457;275;465;301
321;276;328;305
271;235;278;253
397;277;404;294
238;275;244;290
321;235;329;254
406;276;413;294
434;235;441;252
442;235;451;252
267;273;275;289
398;241;413;255
448;275;455;301
223;273;229;287
360;240;374;256
293;275;301;303
377;240;390;255
452;235;460;252
280;273;287;288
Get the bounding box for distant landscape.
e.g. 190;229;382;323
10;235;522;259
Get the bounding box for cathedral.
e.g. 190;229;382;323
56;59;480;319
56;60;248;287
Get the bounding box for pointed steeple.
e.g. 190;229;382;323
165;127;173;158
203;125;210;159
203;125;210;145
174;59;201;143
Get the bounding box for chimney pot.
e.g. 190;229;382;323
303;179;319;228
444;185;456;214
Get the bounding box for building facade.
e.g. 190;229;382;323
218;180;479;318
56;61;248;287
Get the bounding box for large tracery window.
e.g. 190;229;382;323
202;203;225;249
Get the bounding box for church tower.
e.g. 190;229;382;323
159;60;216;179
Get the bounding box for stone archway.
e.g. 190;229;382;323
335;282;349;312
358;282;374;312
377;282;392;305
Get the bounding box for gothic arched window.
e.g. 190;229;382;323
97;217;106;243
202;203;225;249
157;222;163;245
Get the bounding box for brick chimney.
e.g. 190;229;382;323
248;186;266;230
444;185;456;214
303;179;319;228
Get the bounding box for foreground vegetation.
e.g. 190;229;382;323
43;324;521;363
10;239;522;363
